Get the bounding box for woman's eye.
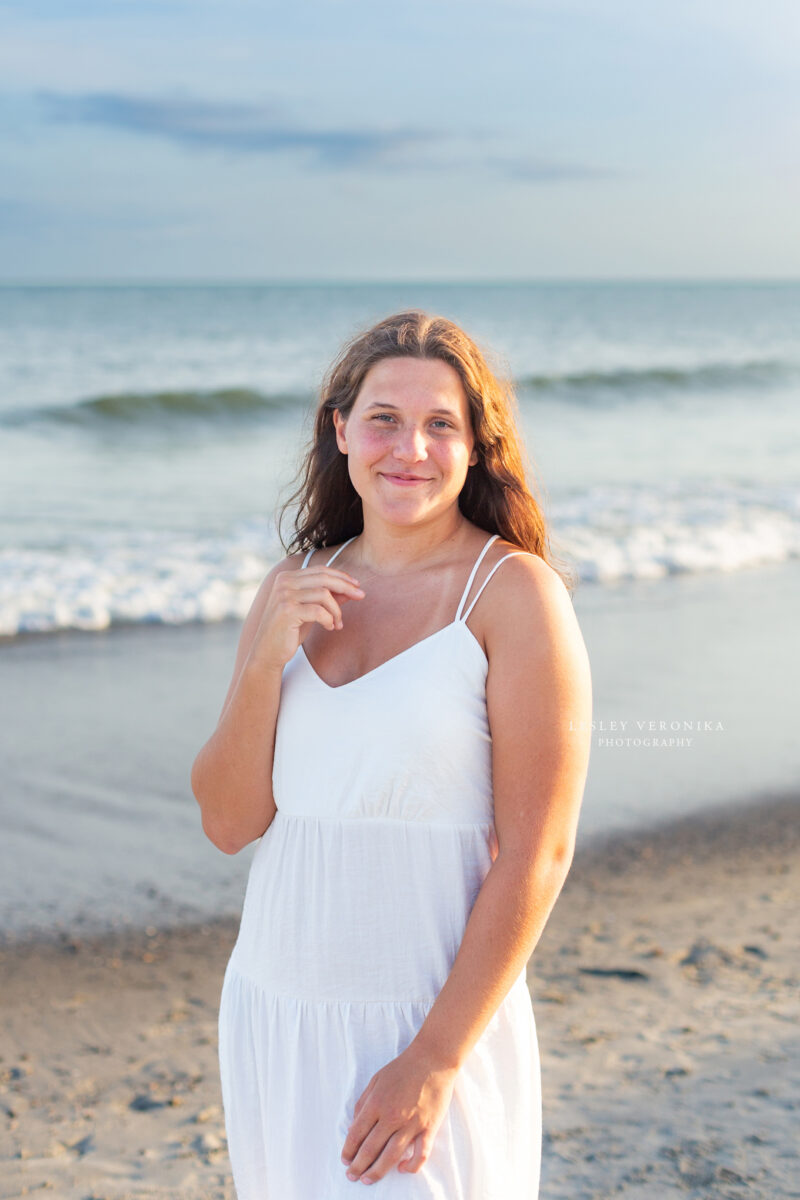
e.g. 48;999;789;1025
371;415;451;429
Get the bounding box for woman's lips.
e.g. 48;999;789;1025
381;473;430;486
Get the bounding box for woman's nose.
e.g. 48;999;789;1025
394;426;428;459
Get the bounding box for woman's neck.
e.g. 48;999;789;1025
348;516;473;576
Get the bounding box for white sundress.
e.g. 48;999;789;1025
218;531;542;1198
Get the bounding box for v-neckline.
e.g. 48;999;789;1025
299;618;487;692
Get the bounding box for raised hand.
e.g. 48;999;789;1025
249;561;364;673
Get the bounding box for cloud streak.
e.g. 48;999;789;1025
36;90;609;181
37;91;437;169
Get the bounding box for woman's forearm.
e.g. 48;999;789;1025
410;851;569;1071
190;654;283;854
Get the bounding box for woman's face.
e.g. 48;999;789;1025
333;357;479;527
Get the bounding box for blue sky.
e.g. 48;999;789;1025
1;0;798;280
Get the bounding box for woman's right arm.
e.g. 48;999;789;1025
190;554;363;855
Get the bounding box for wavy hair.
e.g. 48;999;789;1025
277;309;576;593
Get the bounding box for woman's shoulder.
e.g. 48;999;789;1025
274;548;312;574
268;542;339;580
483;546;589;700
281;540;355;573
481;538;569;607
474;537;579;662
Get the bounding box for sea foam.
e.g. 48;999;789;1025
1;482;797;639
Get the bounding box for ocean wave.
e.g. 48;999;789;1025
552;481;800;582
3;356;795;432
1;386;312;428
517;358;794;400
1;483;798;639
0;523;276;639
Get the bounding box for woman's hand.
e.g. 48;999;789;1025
248;562;364;673
340;1043;458;1184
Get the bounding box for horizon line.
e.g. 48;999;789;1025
1;274;799;288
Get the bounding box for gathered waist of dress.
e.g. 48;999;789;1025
231;807;498;1002
271;808;496;830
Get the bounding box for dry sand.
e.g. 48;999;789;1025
1;792;797;1199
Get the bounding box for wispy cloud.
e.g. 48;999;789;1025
35;90;611;182
37;90;437;169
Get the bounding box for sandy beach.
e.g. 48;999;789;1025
1;790;796;1199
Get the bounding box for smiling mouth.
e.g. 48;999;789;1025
382;473;431;482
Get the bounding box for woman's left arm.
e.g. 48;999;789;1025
340;556;593;1184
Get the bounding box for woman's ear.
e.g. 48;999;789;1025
333;409;348;455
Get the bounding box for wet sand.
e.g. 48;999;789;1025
1;791;797;1199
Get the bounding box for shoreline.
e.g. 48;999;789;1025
1;789;797;1198
4;557;800;941
1;786;797;954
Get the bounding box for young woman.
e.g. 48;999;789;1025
191;309;592;1198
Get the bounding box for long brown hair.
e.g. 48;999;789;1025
277;309;577;593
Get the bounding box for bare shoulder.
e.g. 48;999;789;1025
274;549;309;576
489;540;572;612
478;541;586;668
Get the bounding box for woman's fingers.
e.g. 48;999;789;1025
343;1125;432;1183
295;574;364;630
351;1078;375;1121
396;1136;422;1174
342;1116;380;1180
295;590;344;627
341;1047;454;1183
344;1122;406;1184
296;601;340;632
398;1134;425;1174
367;1130;419;1183
293;579;363;630
249;566;364;672
303;568;364;599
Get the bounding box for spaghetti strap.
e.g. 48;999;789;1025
325;536;357;566
300;536;358;570
455;533;500;621
461;551;535;623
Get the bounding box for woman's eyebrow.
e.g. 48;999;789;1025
363;400;460;417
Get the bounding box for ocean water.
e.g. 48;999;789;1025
2;281;798;638
2;280;799;936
